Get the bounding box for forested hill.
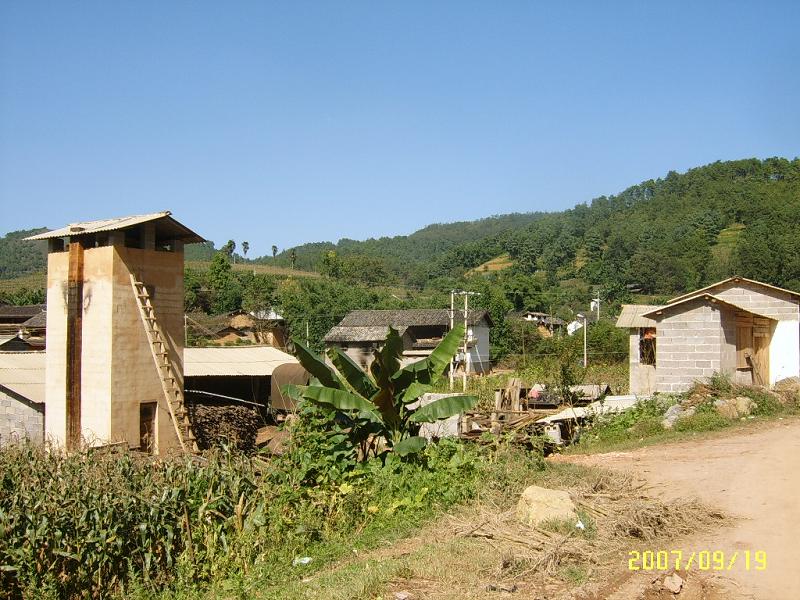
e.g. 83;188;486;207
265;157;800;295
3;157;800;298
258;212;547;273
0;229;47;279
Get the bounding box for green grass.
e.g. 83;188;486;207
711;222;745;265
565;379;800;455
466;253;514;275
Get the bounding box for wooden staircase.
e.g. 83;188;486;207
130;274;197;453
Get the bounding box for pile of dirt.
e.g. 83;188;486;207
189;403;261;454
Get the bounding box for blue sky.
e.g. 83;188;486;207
1;1;798;256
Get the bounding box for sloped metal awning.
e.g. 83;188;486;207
184;346;298;377
0;351;46;404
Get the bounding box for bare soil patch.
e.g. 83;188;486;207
555;417;800;599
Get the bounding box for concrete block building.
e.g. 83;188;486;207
617;277;800;395
25;212;203;453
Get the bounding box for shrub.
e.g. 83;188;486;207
576;397;673;446
674;403;731;432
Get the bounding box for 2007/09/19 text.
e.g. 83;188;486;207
628;550;766;571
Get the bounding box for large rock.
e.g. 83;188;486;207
516;486;577;527
734;396;755;417
714;397;755;419
714;398;739;419
662;404;695;429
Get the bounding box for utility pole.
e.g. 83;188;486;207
305;320;309;347
577;313;588;368
463;292;469;392
449;290;456;391
454;291;481;392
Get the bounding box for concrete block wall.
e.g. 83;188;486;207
0;390;44;444
655;303;723;392
713;281;800;322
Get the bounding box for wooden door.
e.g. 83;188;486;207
140;402;157;454
751;318;771;386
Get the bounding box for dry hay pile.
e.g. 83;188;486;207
443;470;726;590
189;403;261;454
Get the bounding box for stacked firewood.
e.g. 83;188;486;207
188;404;260;455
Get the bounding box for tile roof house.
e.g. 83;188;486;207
616;277;800;395
324;309;493;374
0;304;46;336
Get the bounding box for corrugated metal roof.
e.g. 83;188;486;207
24;211;204;243
184;346;298;377
0;352;46;404
615;304;661;328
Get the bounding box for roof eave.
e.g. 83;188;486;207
667;276;800;304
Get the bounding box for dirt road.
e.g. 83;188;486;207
558;419;800;599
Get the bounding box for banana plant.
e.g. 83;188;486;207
282;323;477;456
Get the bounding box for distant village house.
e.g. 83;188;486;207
324;309;493;374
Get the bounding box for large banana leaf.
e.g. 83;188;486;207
292;339;343;389
299;385;378;416
393;323;465;388
393;435;428;456
280;383;305;404
408;394;478;423
327;347;378;398
400;381;433;404
366;327;404;429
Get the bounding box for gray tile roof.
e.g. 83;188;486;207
338;309;492;328
0;304;46;321
21;311;46;329
324;326;403;343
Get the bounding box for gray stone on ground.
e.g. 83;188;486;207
515;485;577;527
662;404;695;429
662;404;682;429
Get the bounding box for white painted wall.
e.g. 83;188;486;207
769;320;800;385
468;325;491;373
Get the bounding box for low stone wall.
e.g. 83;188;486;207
0;389;44;444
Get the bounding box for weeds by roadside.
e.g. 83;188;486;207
569;374;800;454
0;425;545;600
